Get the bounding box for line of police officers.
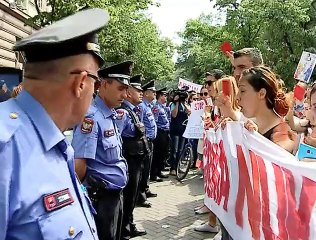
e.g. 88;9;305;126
0;7;172;240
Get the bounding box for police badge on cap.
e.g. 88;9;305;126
130;74;143;91
142;80;156;92
98;61;134;86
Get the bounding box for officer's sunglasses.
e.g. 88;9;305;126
200;92;208;97
70;71;100;82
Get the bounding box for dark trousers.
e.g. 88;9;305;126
138;140;153;203
92;189;123;240
151;129;169;179
189;139;198;167
169;134;186;171
121;153;144;240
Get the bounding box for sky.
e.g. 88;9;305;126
147;0;217;45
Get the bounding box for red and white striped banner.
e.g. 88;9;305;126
204;122;316;240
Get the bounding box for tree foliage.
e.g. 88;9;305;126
177;0;316;87
28;0;175;83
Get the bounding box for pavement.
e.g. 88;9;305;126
133;170;217;240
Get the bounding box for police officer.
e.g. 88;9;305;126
151;87;170;181
72;61;133;240
137;80;158;207
0;8;109;239
115;74;148;239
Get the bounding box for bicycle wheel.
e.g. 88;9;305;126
176;144;193;181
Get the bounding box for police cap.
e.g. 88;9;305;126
142;80;156;92
98;61;134;86
130;74;143;91
156;87;167;95
13;8;109;65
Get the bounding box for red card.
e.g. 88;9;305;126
222;79;231;96
220;41;233;55
294;85;305;101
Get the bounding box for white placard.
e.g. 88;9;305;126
183;99;212;139
294;51;316;83
178;78;203;93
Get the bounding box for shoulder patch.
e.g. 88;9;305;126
81;118;94;134
116;109;125;120
152;107;158;114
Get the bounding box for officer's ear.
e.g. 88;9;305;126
126;87;132;98
72;71;88;98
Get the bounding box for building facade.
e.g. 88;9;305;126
0;0;48;68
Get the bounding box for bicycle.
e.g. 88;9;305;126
176;120;194;181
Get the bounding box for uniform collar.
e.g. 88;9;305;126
143;99;152;107
16;90;65;151
95;95;115;118
124;100;135;109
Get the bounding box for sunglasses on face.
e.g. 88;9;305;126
200;92;208;96
205;81;214;86
70;70;100;82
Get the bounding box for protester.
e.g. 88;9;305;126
0;8;109;239
195;76;240;239
238;66;297;153
194;71;224;215
227;48;264;82
72;61;133;240
187;91;199;168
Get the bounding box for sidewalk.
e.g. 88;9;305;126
133;171;216;240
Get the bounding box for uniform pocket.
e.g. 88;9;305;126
102;137;120;161
37;206;88;240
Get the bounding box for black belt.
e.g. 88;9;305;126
158;128;169;133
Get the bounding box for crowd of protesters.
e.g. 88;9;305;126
0;13;315;239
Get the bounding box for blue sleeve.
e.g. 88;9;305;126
138;104;144;122
152;106;159;122
0;141;14;240
115;109;128;135
72;116;98;160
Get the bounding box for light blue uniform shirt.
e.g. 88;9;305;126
115;100;140;138
152;102;170;130
0;90;98;240
138;99;157;140
72;96;128;190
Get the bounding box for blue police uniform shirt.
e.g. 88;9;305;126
152;102;170;130
139;99;157;140
115;100;140;138
0;90;98;240
72;95;128;190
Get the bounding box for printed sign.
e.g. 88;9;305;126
204;122;316;239
183;99;212;139
178;78;203;93
294;51;316;83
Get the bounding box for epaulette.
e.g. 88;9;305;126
0;100;23;143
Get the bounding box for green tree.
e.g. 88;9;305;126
178;0;316;87
28;0;175;83
176;14;232;83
